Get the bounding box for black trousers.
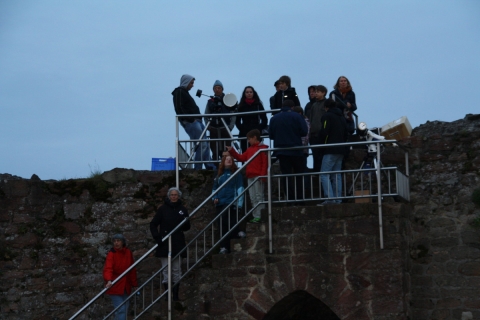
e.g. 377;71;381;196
277;155;305;201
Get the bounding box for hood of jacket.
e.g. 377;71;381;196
180;74;194;88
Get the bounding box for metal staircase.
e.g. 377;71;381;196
69;139;410;319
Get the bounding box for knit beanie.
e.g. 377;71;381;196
112;234;126;246
213;80;223;89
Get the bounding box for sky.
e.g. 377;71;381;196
1;1;479;180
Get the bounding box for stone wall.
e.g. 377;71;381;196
1;113;480;320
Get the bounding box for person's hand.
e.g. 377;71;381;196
214;199;219;204
225;146;232;152
346;102;352;108
105;281;112;288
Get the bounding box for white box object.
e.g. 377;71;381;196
381;116;412;140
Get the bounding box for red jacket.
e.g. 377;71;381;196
229;143;268;179
103;247;138;295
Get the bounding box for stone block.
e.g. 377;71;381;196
371;298;405;315
328;235;367;253
243;300;267;320
410;298;434;309
293;233;328;253
430;309;451;319
426;263;445;274
436;298;462;308
9;233;38;248
430;236;459;248
434;275;466;287
293;253;345;275
64;203;87;220
346;218;377;234
458;261;480;276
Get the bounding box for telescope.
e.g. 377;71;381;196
195;89;237;108
357;122;385;154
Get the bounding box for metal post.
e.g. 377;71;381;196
168;236;172;320
267;152;273;254
175;119;180;188
405;151;409;177
376;142;384;249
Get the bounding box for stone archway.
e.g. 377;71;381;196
263;290;340;320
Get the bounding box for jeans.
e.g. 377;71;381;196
321;154;344;203
109;293;129;320
183;120;212;170
160;256;182;285
248;178;265;219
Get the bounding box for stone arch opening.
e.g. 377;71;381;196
263;290;340;320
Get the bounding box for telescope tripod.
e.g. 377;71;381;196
348;150;387;197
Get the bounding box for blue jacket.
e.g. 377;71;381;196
269;107;308;156
212;169;244;208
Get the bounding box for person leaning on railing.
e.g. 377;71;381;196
172;74;214;170
149;187;190;301
103;234;138;320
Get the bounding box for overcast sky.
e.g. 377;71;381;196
1;1;479;180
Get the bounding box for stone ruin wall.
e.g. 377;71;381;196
0;113;479;319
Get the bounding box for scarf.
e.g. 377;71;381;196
245;98;255;105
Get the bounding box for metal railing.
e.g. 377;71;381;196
70;120;408;320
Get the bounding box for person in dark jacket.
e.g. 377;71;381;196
269;80;281;117
103;234;138;320
212;155;244;254
150;187;190;301
271;75;301;115
304;85;317;120
204;80;236;164
308;85;328;172
318;99;348;205
235;86;268;153
328;76;357;134
269;100;308;203
172;74;214;170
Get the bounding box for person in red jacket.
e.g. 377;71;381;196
103;234;138;320
227;129;268;223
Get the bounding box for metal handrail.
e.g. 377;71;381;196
70;138;409;319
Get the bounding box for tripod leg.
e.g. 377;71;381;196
348;160;366;196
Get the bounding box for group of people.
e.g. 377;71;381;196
100;74;358;318
173;73;357;204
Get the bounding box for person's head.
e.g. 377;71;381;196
213;80;224;96
308;85;316;99
218;154;238;177
334;76;351;90
180;74;195;91
315;85;327;100
112;234;126;249
241;86;260;102
277;75;291;90
246;129;261;145
282;99;295;109
324;98;337;111
167;187;182;203
274;80;281;92
292;106;304;116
